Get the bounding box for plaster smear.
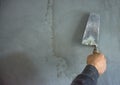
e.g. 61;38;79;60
82;35;97;46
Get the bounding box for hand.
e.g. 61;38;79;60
87;52;106;75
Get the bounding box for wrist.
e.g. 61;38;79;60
87;63;100;75
82;65;99;81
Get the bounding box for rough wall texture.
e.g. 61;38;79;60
0;0;120;85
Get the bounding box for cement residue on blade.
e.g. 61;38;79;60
82;35;97;46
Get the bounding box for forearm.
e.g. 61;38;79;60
71;65;99;85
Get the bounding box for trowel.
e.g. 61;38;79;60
82;13;100;53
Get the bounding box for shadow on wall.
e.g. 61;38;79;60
0;52;38;85
72;12;89;46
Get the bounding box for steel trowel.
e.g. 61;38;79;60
82;13;100;53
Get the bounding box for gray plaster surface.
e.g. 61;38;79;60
0;0;120;85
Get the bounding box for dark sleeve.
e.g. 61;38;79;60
71;65;99;85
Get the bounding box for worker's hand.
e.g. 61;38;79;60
87;52;106;75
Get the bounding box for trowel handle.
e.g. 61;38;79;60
93;45;99;54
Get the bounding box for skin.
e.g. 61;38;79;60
87;52;107;75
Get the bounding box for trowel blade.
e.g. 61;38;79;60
82;13;100;46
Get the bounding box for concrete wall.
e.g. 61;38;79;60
0;0;120;85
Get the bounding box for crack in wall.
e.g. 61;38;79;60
50;0;57;58
45;0;70;78
45;0;73;79
45;0;51;20
45;0;57;58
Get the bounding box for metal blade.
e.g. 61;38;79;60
82;13;100;46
